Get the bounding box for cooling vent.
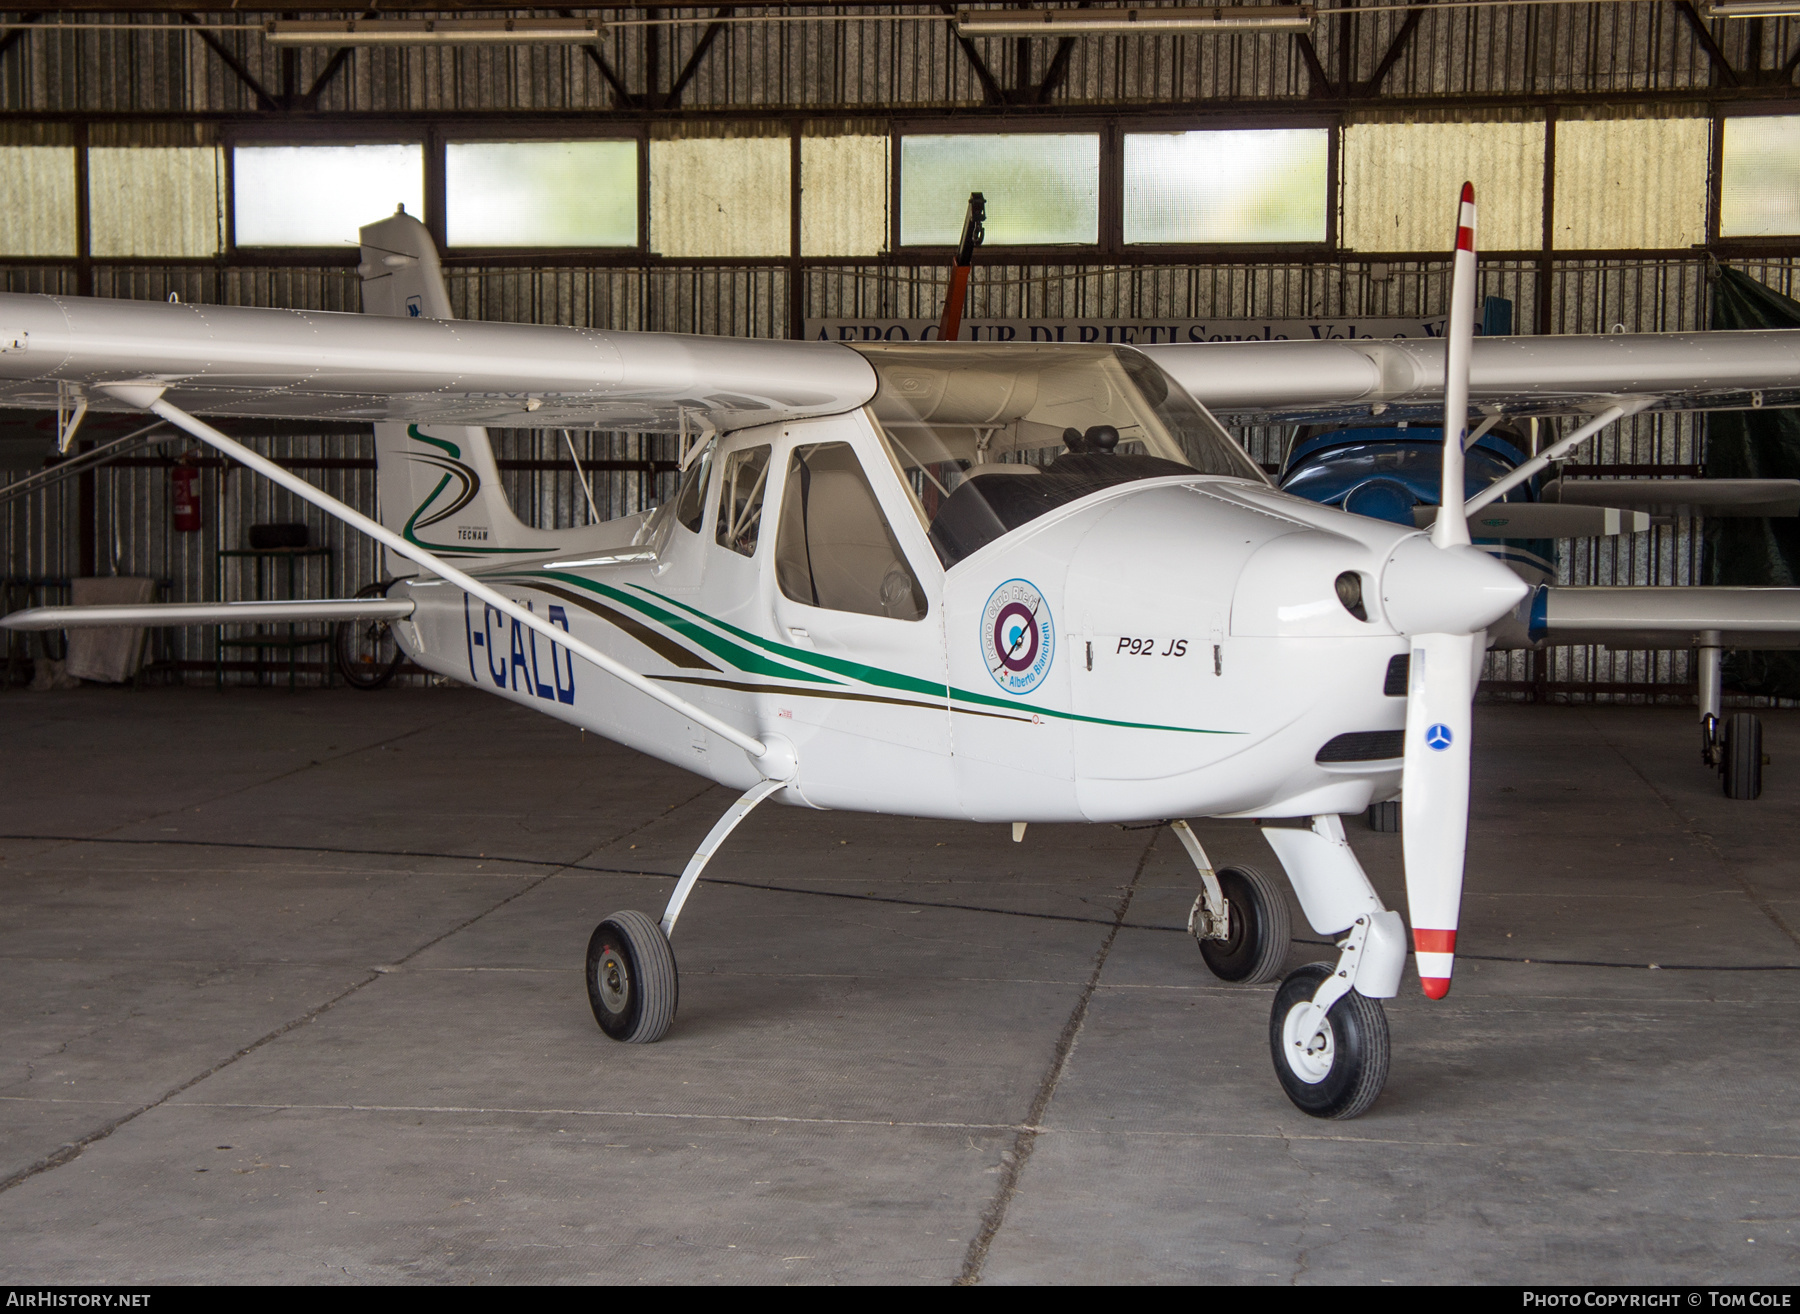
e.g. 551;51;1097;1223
1317;730;1405;763
1383;654;1409;697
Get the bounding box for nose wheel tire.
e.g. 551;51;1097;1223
1269;962;1390;1120
1197;864;1292;986
1721;712;1763;801
586;910;678;1043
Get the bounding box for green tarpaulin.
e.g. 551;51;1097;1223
1705;266;1800;698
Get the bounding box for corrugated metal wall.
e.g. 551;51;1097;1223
5;7;1794;114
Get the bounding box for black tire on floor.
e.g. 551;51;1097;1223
1198;865;1292;986
1722;712;1764;801
1268;962;1390;1120
334;581;407;691
1366;801;1402;833
586;910;679;1043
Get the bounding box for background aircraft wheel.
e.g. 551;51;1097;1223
1198;865;1291;985
1366;801;1402;833
1268;962;1390;1120
334;582;406;690
1722;712;1764;801
586;910;678;1043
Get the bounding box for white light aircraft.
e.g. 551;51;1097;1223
4;186;1799;1118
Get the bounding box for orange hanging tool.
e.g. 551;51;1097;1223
936;192;987;343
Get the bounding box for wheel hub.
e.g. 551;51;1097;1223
1281;1000;1335;1084
597;949;630;1014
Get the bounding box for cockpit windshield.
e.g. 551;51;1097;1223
853;344;1267;567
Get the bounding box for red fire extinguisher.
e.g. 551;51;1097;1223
171;459;201;533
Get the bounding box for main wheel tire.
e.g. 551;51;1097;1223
334;581;407;690
586;910;678;1043
1198;864;1292;986
1722;712;1764;801
1366;801;1402;833
1268;962;1390;1120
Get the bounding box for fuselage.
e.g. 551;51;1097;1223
389;402;1431;824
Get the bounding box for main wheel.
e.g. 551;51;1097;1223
1197;865;1292;986
1722;712;1764;801
1269;962;1390;1120
1366;801;1402;833
334;581;406;690
586;910;679;1043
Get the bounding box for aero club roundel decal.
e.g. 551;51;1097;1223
982;578;1055;696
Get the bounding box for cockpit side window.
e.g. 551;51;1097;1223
714;444;772;557
673;442;714;533
776;442;926;622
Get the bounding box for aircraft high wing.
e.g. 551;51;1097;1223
3;200;1799;1122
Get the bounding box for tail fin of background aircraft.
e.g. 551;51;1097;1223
358;209;544;558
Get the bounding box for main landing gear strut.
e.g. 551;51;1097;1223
1180;815;1407;1120
585;777;785;1044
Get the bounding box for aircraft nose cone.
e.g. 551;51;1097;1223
1379;533;1529;636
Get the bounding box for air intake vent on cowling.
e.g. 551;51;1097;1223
1383;654;1409;697
1317;730;1405;763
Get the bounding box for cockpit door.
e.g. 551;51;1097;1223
766;414;955;816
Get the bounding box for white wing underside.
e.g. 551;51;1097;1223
0;291;1796;432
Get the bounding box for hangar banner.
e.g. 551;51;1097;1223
805;317;1449;344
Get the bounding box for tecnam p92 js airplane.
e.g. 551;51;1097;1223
5;186;1800;1119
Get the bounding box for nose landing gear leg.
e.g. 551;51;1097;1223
1258;816;1408;1119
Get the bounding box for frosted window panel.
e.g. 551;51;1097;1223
1342;122;1544;252
1554;119;1708;250
900;134;1098;246
0;146;76;256
234;145;424;247
1721;117;1800;238
1124;130;1327;244
802;135;889;258
89;147;222;257
447;141;637;248
649;136;789;258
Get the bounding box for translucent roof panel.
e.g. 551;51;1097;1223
1123;129;1329;245
899;134;1098;246
234;144;424;248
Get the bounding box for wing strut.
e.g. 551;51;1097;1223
105;386;779;770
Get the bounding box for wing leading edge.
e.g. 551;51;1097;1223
1140;332;1800;424
0;291;876;435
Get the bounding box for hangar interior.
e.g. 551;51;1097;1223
3;0;1800;1287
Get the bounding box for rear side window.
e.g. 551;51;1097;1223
715;445;772;557
673;443;714;533
776;442;925;621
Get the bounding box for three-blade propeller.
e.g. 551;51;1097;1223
1394;183;1527;999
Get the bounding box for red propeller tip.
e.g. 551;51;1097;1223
1421;977;1452;1000
1460;181;1475;203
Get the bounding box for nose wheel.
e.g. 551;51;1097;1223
586;910;678;1043
1269;962;1390;1119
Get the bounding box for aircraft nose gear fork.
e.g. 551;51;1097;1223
1259;815;1408;1119
585;777;787;1044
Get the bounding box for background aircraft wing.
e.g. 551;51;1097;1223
1139;331;1800;424
1518;585;1800;652
0;291;876;435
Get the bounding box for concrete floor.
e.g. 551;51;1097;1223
1;687;1798;1284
